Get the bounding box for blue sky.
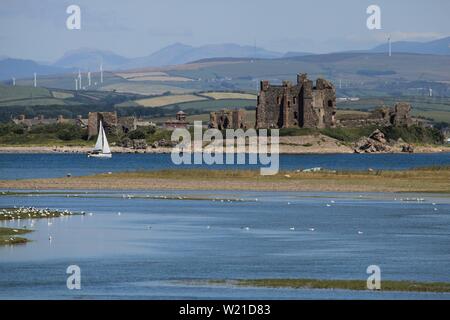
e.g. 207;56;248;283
0;0;449;61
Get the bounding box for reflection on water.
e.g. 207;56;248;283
0;190;449;299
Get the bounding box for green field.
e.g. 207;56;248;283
0;84;51;101
337;96;450;123
1;52;450;124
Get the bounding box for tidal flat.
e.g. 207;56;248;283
0;226;32;245
0;189;449;299
1;167;449;193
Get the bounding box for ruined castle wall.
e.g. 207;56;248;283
256;75;336;129
392;102;413;127
337;103;413;128
256;83;301;129
210;109;246;130
300;80;317;128
256;85;283;128
88;112;118;137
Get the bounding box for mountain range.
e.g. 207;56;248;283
0;37;449;80
370;36;450;55
52;43;286;71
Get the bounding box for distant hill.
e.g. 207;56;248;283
52;43;284;70
371;36;450;55
123;43;284;69
0;58;74;81
282;51;315;58
53;48;130;70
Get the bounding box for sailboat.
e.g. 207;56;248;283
88;120;112;158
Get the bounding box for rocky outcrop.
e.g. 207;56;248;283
151;139;177;148
120;138;147;149
132;139;147;150
353;129;392;153
401;144;414;153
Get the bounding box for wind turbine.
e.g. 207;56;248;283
78;70;82;89
388;35;392;57
33;73;37;87
100;62;104;83
88;71;91;86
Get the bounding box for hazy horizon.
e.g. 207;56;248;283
0;0;449;62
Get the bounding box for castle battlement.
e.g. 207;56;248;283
256;73;336;129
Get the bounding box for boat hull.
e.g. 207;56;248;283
88;153;112;159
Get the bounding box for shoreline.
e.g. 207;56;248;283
0;144;449;154
1;168;449;193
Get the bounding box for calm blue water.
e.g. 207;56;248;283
0;152;449;180
1;190;449;299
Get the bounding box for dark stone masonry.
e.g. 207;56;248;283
210;109;246;130
256;73;336;129
337;102;413;128
87;112;137;138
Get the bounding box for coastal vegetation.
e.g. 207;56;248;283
1;167;449;193
208;278;450;293
0;122;90;146
0;120;444;147
279;125;445;144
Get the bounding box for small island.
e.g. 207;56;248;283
0;207;84;246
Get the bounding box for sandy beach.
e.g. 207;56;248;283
1;134;449;154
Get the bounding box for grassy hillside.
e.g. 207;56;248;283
1;52;449;124
0;84;52;101
338;96;450;123
6;52;450;96
133;94;207;107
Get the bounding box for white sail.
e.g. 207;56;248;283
89;120;112;158
93;121;104;151
101;123;111;154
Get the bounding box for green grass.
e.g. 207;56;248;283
0;123;91;146
210;278;450;293
320;126;378;142
0;84;52;102
0;98;67;107
0;136;91;147
337;96;450;123
171;98;255;111
320;125;444;144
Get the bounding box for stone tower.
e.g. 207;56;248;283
256;73;336;129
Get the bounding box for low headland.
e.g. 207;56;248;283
1;122;449;154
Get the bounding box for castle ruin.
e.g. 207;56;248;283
209;109;246;130
336;102;413;128
87;112;137;138
256;74;336;129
